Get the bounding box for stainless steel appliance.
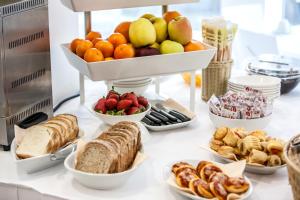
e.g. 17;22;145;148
0;0;53;150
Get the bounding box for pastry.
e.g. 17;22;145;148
249;130;267;141
174;165;197;177
224;177;249;194
196;161;213;176
222;130;241;147
208;172;229;186
200;163;223;182
267;140;284;155
267;154;282;166
227;193;241;200
248;149;268;165
172;162;193;174
209;181;228;200
176;170;199;188
242;135;262;152
217;146;236;160
189;178;214;198
210;139;224;152
231;128;247;139
214;127;230;140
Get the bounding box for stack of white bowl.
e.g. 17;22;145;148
228;75;281;101
107;78;152;95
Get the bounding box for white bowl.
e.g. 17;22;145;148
209;111;272;131
64;152;142;189
106;81;152;95
229;75;281;88
91;103;151;125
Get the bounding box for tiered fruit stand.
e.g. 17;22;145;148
61;0;216;111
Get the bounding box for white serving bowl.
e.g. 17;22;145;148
64;152;142;189
106;79;152;95
209;111;272;130
91;103;151;125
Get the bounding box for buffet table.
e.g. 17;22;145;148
0;75;298;200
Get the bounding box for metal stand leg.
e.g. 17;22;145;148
79;74;85;104
155;77;160;95
190;70;196;112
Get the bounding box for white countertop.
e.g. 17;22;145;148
1;74;299;200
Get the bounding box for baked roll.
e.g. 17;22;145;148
267;154;282;167
172;162;193;174
189;178;214;198
224;177;249;194
214;127;229;140
222;130;241;147
208;172;229;186
209;181;228;200
217;146;236;160
210;139;224;152
200;164;223;182
176;170;199;188
267;140;284;155
248;149;268;165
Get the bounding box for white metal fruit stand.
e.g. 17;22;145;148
60;0;216;112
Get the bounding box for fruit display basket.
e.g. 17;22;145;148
61;0;199;12
62;43;216;81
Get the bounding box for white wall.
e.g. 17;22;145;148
48;0;80;106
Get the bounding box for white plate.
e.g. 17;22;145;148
229;75;281;88
164;159;253;199
90;102;151;125
11;129;84;174
64;151;145;189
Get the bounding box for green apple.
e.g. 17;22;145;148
150;42;160;49
140;13;156;20
168;16;192;45
129;18;156;48
160;40;184;54
150;17;168;43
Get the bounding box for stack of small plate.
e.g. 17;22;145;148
107;78;152;95
228;75;281;101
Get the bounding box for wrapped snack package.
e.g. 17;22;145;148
208;87;272;119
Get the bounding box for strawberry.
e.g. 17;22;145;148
120;92;129;100
106;88;120;101
124;92;139;107
105;98;118;110
94;98;107;114
137;96;149;107
138;104;146;112
127;107;140;115
117;99;133;111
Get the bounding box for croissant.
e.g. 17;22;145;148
189;178;214;198
249;130;267;141
208;172;229;186
222;130;241;147
231;128;247;139
267;140;284;155
224;177;249;194
214;127;230;140
267;154;282;167
217;146;236;160
210;139;224;152
209;181;228;200
249;149;268;165
200;163;223;182
176;170;199;188
242;135;262;152
172;162;194;174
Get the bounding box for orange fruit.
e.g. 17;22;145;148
184;40;206;52
114;21;131;41
84;48;104;62
114;44;135;59
182;72;202;87
108;33;127;48
95;40;114;58
76;40;93;58
163;11;181;23
92;37;103;46
105;57;114;61
86;31;102;41
70;38;83;53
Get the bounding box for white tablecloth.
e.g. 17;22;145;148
0;75;299;200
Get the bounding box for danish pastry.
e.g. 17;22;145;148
196;161;213;176
174;166;197;177
176;170;199;188
267;140;284;155
200;163;223;182
172;162;194;174
208;172;229;186
248;149;268;165
209;181;228;200
210;139;224;152
214;127;229;140
224;177;249;194
217;146;236;160
267;154;282;166
222;130;241;147
189;178;214;198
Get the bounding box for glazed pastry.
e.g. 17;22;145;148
222;130;241;147
267;140;284;155
208;172;229;186
174;165;197;176
214;127;229;140
172;162;194;174
210;139;224;152
267;154;282;166
217;146;237;160
209;181;228;200
196;161;213;176
248;149;268;165
242;135;262;152
176;170;199;188
200;163;223;182
227;193;241;200
224;177;249;194
249;130;267;141
189;178;214;198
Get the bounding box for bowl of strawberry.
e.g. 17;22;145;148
93;90;150;125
